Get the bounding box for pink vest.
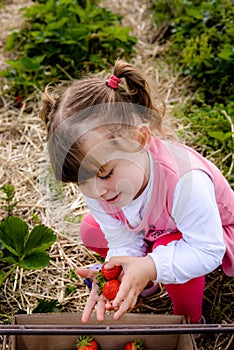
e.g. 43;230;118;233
99;137;234;276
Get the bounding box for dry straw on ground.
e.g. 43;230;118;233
0;1;233;350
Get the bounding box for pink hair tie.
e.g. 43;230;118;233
106;75;121;89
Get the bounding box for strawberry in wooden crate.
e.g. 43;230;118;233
76;336;99;350
123;339;144;350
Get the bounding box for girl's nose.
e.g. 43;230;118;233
94;178;108;199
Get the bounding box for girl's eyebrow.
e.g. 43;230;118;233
99;162;111;173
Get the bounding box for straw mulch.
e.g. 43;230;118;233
0;1;233;350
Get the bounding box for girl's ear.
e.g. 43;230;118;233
135;124;152;152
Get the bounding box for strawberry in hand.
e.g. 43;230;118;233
123;339;144;350
96;262;122;301
76;336;99;350
101;262;122;280
102;279;121;300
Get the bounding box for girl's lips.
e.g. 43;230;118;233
105;194;120;204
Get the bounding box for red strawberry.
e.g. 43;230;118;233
123;339;144;350
101;262;122;280
102;279;120;300
14;95;23;108
76;336;99;350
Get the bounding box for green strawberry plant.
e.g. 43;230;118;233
0;216;56;287
0;0;136;96
0;185;56;287
151;0;234;105
174;101;234;183
17;299;63;314
0;184;18;216
150;0;234;188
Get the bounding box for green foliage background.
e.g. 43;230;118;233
151;0;234;103
152;0;234;187
0;0;136;95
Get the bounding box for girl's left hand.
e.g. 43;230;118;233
105;255;157;320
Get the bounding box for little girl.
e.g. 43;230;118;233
40;59;234;325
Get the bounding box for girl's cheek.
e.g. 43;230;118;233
78;185;89;196
116;178;134;194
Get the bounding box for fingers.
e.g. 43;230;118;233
96;294;106;322
81;281;105;322
81;277;108;323
106;256;125;269
76;267;96;279
112;278;140;320
81;286;98;323
113;291;138;320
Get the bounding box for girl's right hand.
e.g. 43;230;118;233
76;267;112;323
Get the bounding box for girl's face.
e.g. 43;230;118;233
78;126;151;208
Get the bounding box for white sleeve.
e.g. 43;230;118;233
149;170;226;284
83;196;148;260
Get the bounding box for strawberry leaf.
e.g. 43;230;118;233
0;271;5;285
24;225;56;255
0;216;56;270
0;216;29;256
19;251;50;270
0;249;19;264
76;335;94;347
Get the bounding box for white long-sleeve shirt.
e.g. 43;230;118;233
84;155;226;284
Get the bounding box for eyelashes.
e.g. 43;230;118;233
78;168;114;186
98;169;114;180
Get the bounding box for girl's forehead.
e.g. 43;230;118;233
82;128;137;152
82;135;122;164
80;130;140;167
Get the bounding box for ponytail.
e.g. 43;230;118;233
113;59;154;110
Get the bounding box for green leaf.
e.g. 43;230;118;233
32;299;63;313
19;251;50;270
0;217;29;256
89;54;105;67
218;46;233;61
24;225;56;255
0;249;19;264
5;31;21;51
208;131;232;142
19;57;41;70
1;255;18;264
0;271;5;285
47;17;67;30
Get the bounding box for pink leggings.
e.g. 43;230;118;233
80;213;205;323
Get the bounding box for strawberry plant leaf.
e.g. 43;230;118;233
0;271;5;285
0;249;19;264
207;131;232;142
32;299;63;313
19;251;50;270
24;225;56;255
0;216;29;257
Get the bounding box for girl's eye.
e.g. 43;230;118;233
98;169;113;180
